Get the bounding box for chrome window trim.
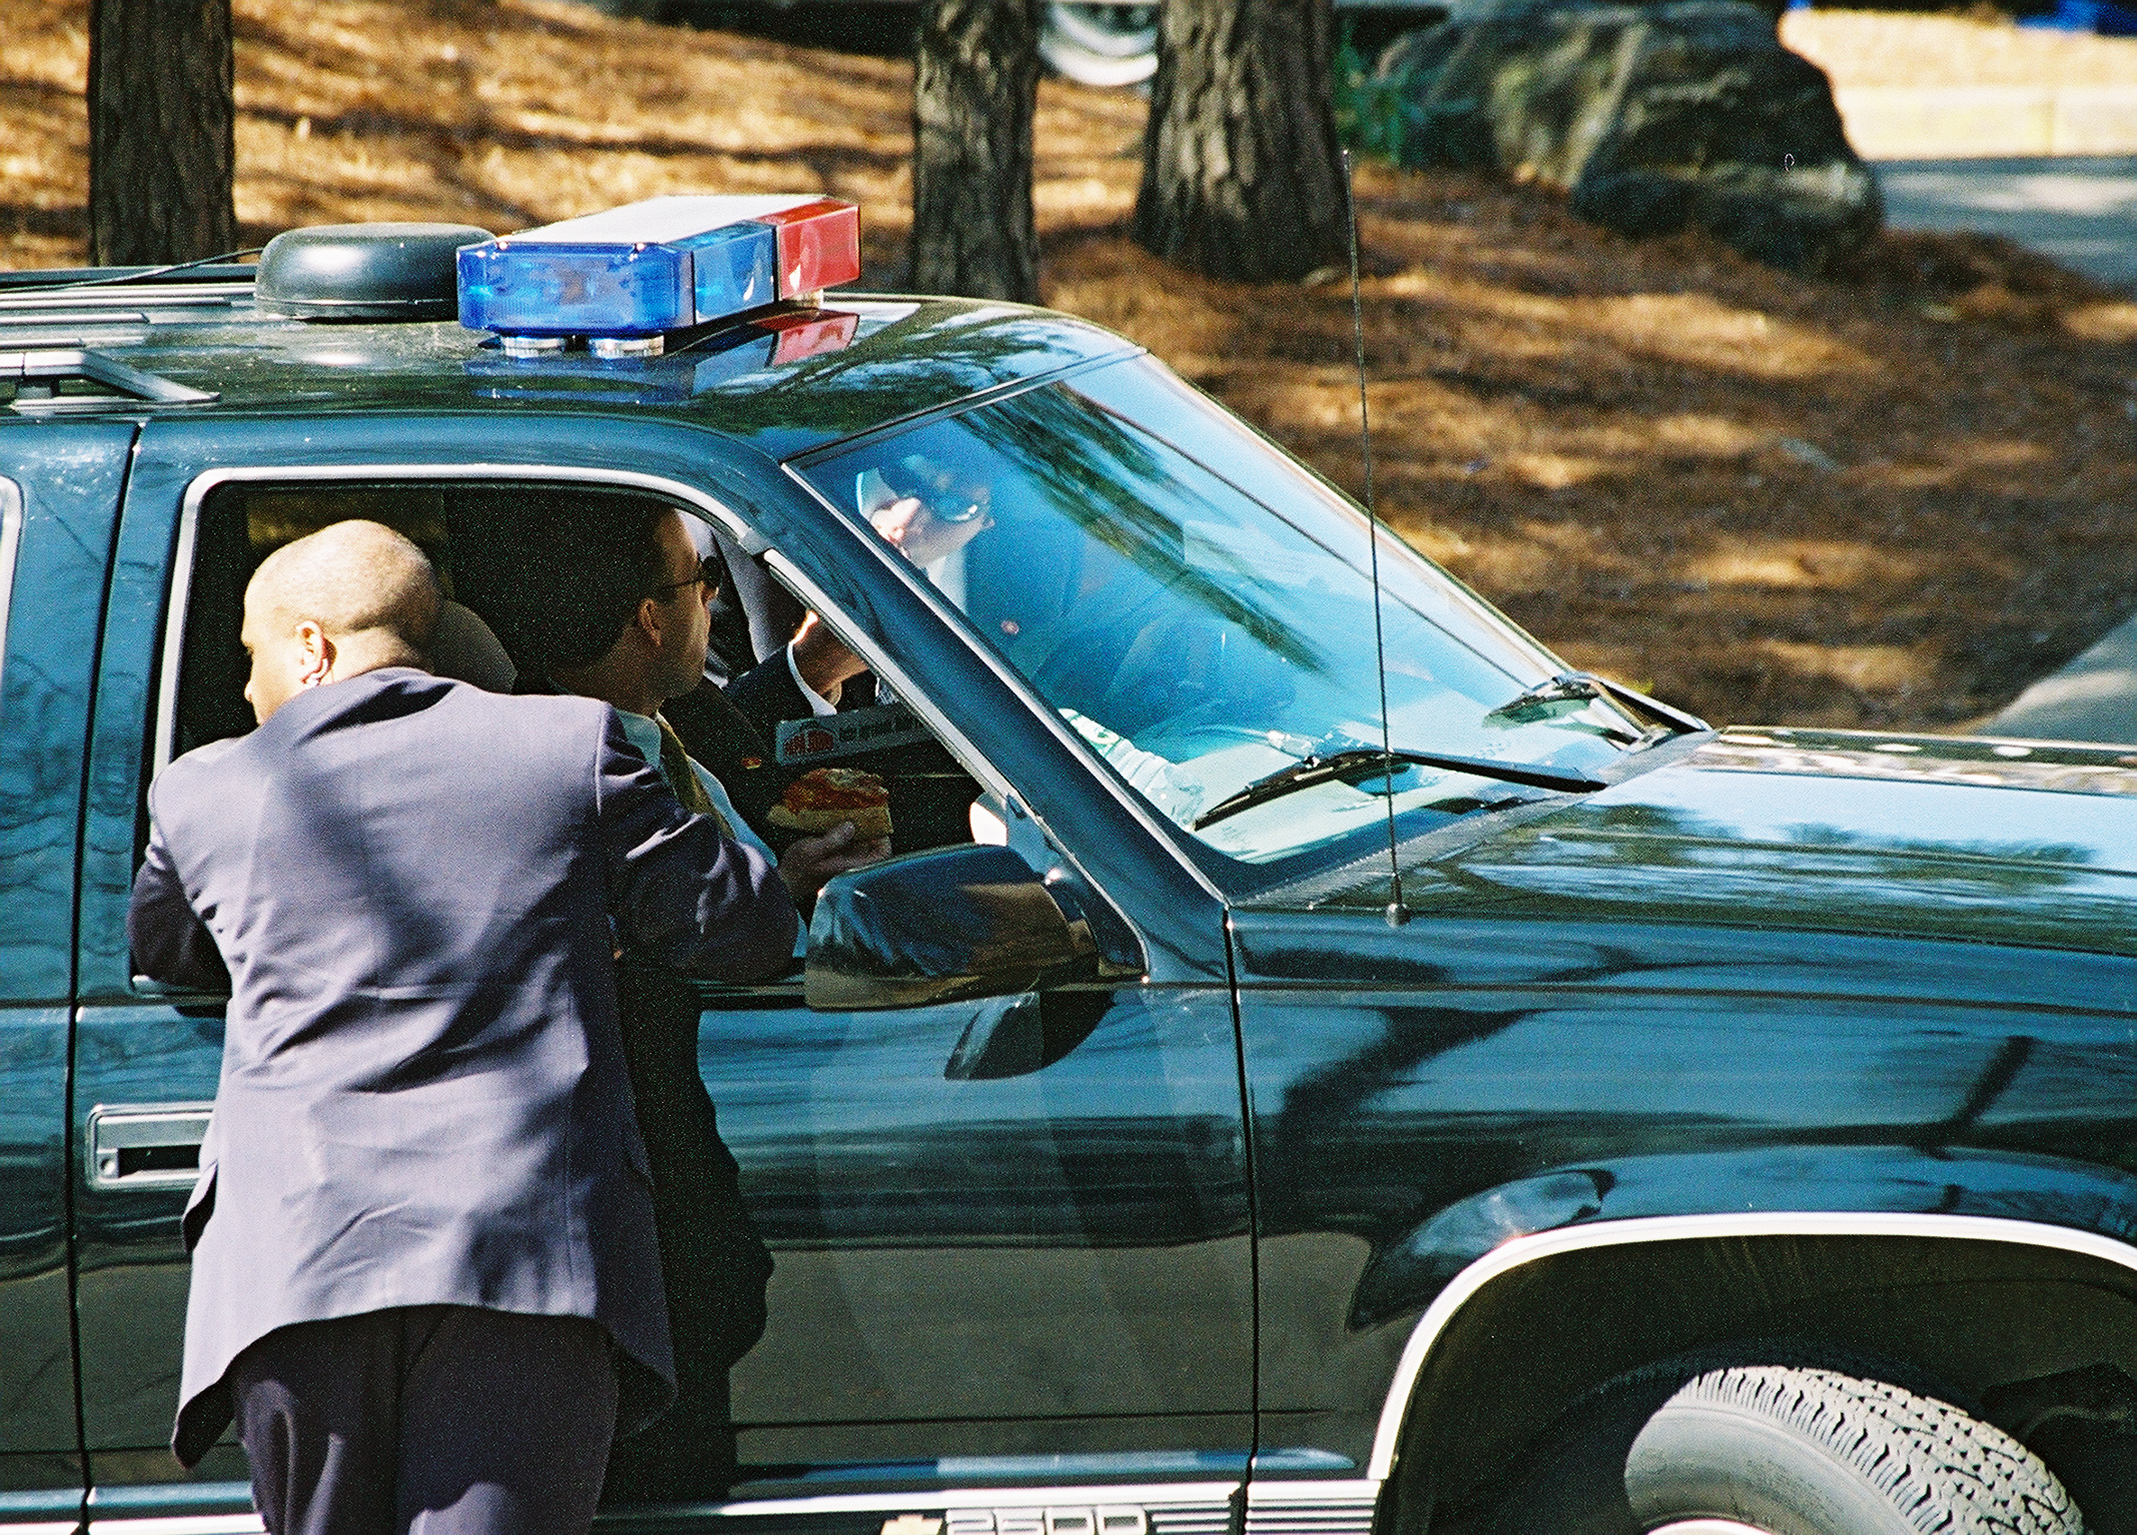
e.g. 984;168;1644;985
154;465;764;778
0;1524;79;1535
0;476;21;697
1365;1209;2137;1481
150;488;204;775
87;1520;257;1535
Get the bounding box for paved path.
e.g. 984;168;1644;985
1874;154;2137;292
1989;615;2137;744
1838;85;2137;159
1867;154;2136;742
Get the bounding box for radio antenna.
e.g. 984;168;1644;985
1340;149;1409;928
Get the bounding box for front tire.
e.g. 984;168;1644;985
1627;1365;2084;1535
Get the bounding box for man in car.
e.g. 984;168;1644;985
704;451;997;745
693;452;993;740
127;519;800;1535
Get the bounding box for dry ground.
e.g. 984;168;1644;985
6;0;2137;730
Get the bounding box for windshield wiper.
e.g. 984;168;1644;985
1192;747;1605;830
1483;671;1709;736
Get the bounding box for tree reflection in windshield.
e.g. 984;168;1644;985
798;357;1638;865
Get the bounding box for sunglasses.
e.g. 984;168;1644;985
649;555;720;599
921;489;989;525
887;457;989;523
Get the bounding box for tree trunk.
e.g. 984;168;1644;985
87;0;236;266
910;0;1041;303
1134;0;1348;284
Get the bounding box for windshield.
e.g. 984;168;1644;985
796;356;1643;865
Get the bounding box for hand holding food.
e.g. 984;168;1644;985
766;766;893;842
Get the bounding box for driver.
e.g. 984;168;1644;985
690;455;995;745
726;451;998;728
856;451;1211;827
864;451;995;574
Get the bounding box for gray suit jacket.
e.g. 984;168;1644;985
127;668;799;1466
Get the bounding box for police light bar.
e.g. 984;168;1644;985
457;195;860;358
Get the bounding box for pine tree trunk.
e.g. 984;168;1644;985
910;0;1041;303
87;0;236;266
1134;0;1348;284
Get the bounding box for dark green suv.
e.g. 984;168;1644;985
4;206;2136;1535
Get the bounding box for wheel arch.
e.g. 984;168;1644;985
1367;1213;2137;1521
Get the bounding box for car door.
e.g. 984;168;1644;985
0;422;136;1535
68;416;1253;1533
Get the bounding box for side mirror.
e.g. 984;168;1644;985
805;845;1100;1010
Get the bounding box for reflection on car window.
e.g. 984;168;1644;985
800;359;1641;864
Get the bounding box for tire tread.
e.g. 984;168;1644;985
1668;1366;2083;1535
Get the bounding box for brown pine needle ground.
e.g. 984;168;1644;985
7;0;2135;730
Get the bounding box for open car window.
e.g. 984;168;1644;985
158;477;986;860
797;357;1645;867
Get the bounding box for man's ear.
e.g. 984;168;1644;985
634;595;665;648
295;619;335;688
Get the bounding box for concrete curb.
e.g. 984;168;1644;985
1837;85;2137;158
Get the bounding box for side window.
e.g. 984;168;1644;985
163;479;736;759
155;476;984;852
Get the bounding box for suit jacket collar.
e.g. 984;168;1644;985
255;666;453;748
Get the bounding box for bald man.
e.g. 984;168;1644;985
127;520;799;1535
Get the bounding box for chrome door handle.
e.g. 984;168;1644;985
86;1103;212;1189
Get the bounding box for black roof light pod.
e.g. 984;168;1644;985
255;223;494;322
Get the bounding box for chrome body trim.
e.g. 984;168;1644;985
1243;1481;1379;1503
1241;1479;1379;1535
710;1483;1241;1518
77;1472;1384;1533
1365;1210;2137;1480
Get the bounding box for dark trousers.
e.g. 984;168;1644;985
231;1306;618;1535
602;965;772;1505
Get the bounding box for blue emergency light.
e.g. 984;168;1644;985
458;195;860;358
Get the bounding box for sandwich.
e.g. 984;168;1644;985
766;766;892;841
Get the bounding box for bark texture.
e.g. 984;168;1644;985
910;0;1042;303
1135;0;1349;283
88;0;236;265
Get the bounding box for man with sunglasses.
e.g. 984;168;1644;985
868;452;996;563
703;452;998;741
541;502;888;1502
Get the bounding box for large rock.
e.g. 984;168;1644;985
1374;0;1882;273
